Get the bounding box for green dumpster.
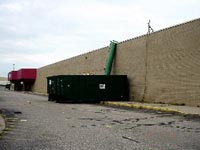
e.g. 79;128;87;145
47;75;129;103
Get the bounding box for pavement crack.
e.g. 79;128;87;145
122;136;140;143
137;123;155;127
80;125;87;128
14;111;22;114
112;120;124;124
78;118;94;120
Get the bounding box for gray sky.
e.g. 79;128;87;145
0;0;200;77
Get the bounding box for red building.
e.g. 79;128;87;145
8;68;37;91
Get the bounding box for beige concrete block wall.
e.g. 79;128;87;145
32;18;200;106
112;36;146;101
145;19;200;106
32;47;109;93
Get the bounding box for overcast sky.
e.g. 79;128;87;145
0;0;200;77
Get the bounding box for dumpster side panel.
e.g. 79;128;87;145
63;75;80;102
46;75;129;102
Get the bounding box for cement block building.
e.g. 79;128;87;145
31;18;200;106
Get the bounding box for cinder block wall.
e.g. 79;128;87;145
32;47;109;94
32;18;200;106
145;19;200;106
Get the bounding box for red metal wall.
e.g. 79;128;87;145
8;69;37;81
8;71;18;81
17;69;37;80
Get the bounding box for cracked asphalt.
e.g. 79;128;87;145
0;87;200;150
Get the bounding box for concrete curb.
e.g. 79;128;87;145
101;101;186;115
0;114;6;135
24;91;48;97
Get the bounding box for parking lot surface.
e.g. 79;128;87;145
0;87;200;150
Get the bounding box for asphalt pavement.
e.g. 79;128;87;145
0;87;200;150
